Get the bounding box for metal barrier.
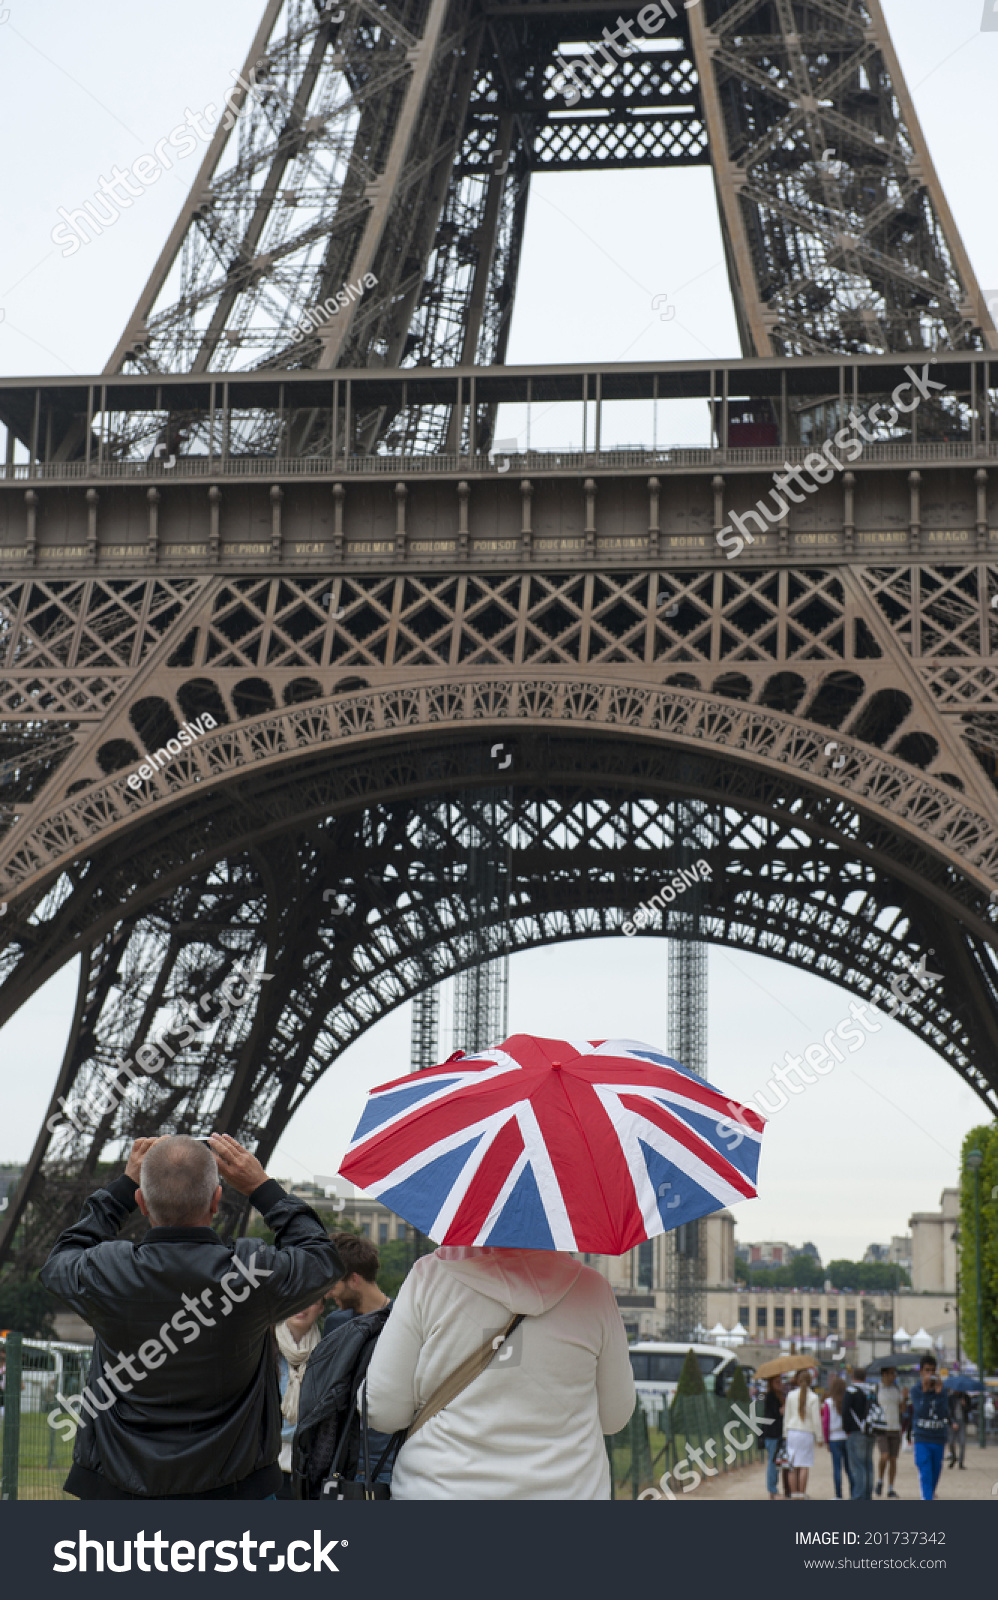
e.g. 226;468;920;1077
0;1332;92;1500
607;1392;764;1499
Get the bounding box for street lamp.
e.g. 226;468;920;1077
965;1148;986;1450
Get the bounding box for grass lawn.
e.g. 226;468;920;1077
0;1410;76;1500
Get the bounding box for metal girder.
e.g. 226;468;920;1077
89;0;995;461
688;0;997;357
4;557;998;898
2;761;996;1270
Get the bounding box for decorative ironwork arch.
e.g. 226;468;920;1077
3;719;997;1268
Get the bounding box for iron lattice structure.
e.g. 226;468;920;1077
2;557;998;1263
3;0;998;1268
97;0;994;460
663;798;709;1341
450;786;511;1053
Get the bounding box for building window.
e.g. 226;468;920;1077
378;1222;388;1244
809;1309;820;1331
846;1309;856;1331
738;1305;750;1326
792;1308;803;1330
827;1309;838;1331
757;1308;767;1329
360;1223;370;1237
637;1241;653;1289
774;1308;785;1330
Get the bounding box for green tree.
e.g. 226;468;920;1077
825;1259;910;1292
725;1362;751;1408
376;1235;435;1300
0;1274;57;1338
791;1254;825;1288
958;1123;998;1371
674;1346;706;1397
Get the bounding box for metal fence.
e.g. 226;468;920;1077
0;1332;92;1500
606;1391;763;1499
1;1329;761;1502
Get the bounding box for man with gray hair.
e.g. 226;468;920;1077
41;1132;341;1500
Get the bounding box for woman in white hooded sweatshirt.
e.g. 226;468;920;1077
366;1245;635;1499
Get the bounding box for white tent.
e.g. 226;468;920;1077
909;1326;934;1351
729;1322;749;1342
710;1321;729;1338
893;1326;911;1347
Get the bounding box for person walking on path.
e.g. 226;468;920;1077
760;1376;786;1500
873;1366;903;1498
947;1389;970;1471
366;1245;634;1499
822;1376;853;1500
783;1368;823;1499
274;1297;327;1496
910;1355;949;1502
842;1368;874;1499
40;1134;341;1500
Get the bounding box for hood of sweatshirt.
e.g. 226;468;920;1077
430;1246;583;1316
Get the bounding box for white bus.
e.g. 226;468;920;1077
628;1342;743;1423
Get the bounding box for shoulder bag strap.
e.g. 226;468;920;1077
405;1312;524;1441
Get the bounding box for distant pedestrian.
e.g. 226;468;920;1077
873;1366;902;1498
947;1389;970;1470
783;1368;823;1499
822;1376;853;1500
842;1367;874;1499
274;1297;327;1496
910;1355;948;1501
760;1376;786;1500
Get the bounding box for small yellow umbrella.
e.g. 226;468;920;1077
755;1353;819;1380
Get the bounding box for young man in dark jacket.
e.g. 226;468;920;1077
842;1368;874;1499
909;1354;949;1501
41;1133;341;1500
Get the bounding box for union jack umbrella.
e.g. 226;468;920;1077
339;1035;764;1254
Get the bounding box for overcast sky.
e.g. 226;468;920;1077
1;1;995;1263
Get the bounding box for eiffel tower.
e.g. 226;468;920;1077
2;0;998;1271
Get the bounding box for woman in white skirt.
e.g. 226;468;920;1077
783;1370;824;1498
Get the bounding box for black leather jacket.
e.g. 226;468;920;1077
40;1174;341;1499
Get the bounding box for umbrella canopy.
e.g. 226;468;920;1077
339;1034;764;1253
943;1373;978;1392
866;1355;921;1377
755;1354;818;1380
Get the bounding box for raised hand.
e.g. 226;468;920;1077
208;1132;268;1196
124;1136;163;1183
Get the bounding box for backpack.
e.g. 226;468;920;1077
865;1387;888;1433
290;1304;392;1500
844;1383;871;1433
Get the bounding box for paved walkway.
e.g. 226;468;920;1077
665;1438;998;1502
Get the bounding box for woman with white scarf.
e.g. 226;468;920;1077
275;1298;327;1494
